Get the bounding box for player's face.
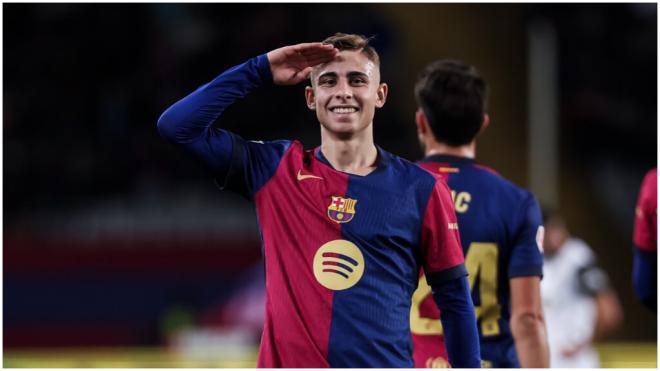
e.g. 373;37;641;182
543;223;568;255
305;50;387;138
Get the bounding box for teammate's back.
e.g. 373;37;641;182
419;157;540;254
410;59;548;367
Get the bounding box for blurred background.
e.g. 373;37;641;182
4;3;657;367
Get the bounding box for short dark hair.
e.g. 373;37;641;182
414;60;488;146
541;206;563;228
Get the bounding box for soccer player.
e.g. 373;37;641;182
633;168;657;311
410;60;549;368
157;34;480;368
541;209;623;368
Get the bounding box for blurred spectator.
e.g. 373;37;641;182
541;209;623;368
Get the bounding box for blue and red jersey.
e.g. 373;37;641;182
633;168;656;311
412;155;544;367
634;168;657;253
157;55;477;367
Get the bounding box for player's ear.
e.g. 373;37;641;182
375;83;388;108
415;109;428;135
305;86;316;110
480;113;490;132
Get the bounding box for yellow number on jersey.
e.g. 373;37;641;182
410;275;443;335
410;242;501;337
465;242;501;336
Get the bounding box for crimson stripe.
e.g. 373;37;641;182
254;142;348;367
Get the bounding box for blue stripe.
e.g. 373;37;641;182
322;252;358;266
323;268;350;279
323;261;354;273
326;152;436;367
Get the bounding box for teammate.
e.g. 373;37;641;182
541;209;623;368
157;34;480;367
410;59;548;367
633;168;657;311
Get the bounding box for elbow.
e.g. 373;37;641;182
510;311;550;368
606;299;624;330
511;311;546;340
157;103;193;144
156;108;178;141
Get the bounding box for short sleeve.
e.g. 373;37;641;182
219;133;292;200
508;193;545;278
421;178;467;286
577;264;610;296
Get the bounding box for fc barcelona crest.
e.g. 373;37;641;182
327;196;357;224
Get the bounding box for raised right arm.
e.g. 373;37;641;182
156;55;273;175
157;43;338;176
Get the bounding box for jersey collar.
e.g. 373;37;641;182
314;145;390;176
420;154;476;165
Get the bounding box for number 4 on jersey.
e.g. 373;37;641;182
410;242;502;336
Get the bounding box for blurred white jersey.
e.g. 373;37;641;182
542;238;604;368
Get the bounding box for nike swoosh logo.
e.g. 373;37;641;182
297;169;323;181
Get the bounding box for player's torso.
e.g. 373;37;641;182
412;157;524;367
254;142;434;368
541;240;598;365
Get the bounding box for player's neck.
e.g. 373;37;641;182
320;129;378;176
425;140;476;160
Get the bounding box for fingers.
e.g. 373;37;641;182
293;42;336;55
300;45;337;68
279;44;335;71
298;66;313;81
293;42;337;60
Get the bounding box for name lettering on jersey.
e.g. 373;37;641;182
450;190;472;213
297;169;323;181
313;240;365;290
448;222;459;230
327;196;357;223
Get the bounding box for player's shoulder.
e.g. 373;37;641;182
383;148;441;185
644;167;657;182
242;136;296;150
471;163;537;205
641;168;657;192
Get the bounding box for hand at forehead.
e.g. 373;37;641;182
267;42;338;86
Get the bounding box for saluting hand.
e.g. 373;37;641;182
267;42;338;86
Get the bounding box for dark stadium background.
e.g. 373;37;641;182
4;3;657;367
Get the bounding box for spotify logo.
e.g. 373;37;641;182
313;240;365;291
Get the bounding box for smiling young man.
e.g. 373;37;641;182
157;33;480;368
